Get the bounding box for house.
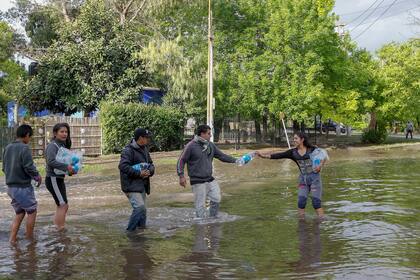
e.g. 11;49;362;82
141;87;164;105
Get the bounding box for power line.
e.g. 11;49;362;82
353;0;399;40
352;5;420;26
350;0;387;32
347;0;382;25
340;0;414;16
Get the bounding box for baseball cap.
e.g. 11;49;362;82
134;128;152;140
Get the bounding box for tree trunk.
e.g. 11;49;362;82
235;113;240;150
300;121;305;133
61;0;71;22
369;112;377;130
255;120;262;143
292;120;299;133
262;109;268;142
213;118;222;143
13;101;19;127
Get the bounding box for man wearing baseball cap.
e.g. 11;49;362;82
118;128;155;231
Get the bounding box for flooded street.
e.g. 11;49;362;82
1;145;420;279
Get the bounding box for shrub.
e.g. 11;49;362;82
100;102;186;153
361;126;388;144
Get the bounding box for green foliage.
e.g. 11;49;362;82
100;101;186;153
25;0;149;114
0;21;26;121
25;6;61;48
3;0;418;139
0;21;14;62
135;37;207;118
362;126;388;144
377;39;420;121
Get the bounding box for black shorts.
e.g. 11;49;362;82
45;177;68;206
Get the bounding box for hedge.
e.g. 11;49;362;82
100;102;186;153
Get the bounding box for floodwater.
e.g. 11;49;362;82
1;146;420;279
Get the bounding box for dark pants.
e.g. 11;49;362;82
406;130;413;139
126;192;147;231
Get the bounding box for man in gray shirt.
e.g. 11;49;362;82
2;124;41;243
177;125;237;218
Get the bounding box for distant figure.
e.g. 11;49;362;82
406;121;414;139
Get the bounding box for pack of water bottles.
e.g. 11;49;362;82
54;147;84;175
236;152;257;166
309;148;329;171
131;162;150;172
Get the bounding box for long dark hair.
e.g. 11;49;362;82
294;132;315;149
52;123;72;149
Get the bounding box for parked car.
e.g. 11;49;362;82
316;119;346;134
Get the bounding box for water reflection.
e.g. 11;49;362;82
44;232;74;280
11;241;38;280
289;220;322;274
180;223;226;280
1;151;420;279
121;233;154;280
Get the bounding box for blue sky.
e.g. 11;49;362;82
1;0;419;51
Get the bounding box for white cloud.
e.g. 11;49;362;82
0;0;14;12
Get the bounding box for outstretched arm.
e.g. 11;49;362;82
257;149;294;160
213;145;237;163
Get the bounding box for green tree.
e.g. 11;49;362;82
0;21;27;124
24;0;149;114
264;0;346;122
135;37;207;118
377;39;420;123
0;22;14;61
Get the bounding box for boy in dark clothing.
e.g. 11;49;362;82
177;125;237;218
119;128;155;231
2;124;42;243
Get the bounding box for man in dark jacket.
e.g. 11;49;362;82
177;125;238;218
119;128;155;231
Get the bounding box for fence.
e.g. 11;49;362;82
183;119;355;147
0;116;101;160
0;127;16;161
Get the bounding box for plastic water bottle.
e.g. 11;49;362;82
310;148;328;171
73;163;80;173
236;152;256;166
72;156;80;164
132;163;150;171
31;179;41;188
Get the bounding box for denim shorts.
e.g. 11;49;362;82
7;187;38;214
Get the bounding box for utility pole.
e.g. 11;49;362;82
335;22;346;37
207;0;214;142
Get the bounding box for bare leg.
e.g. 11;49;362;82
315;208;325;219
10;212;25;244
25;211;37;240
298;208;305;219
54;204;69;231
